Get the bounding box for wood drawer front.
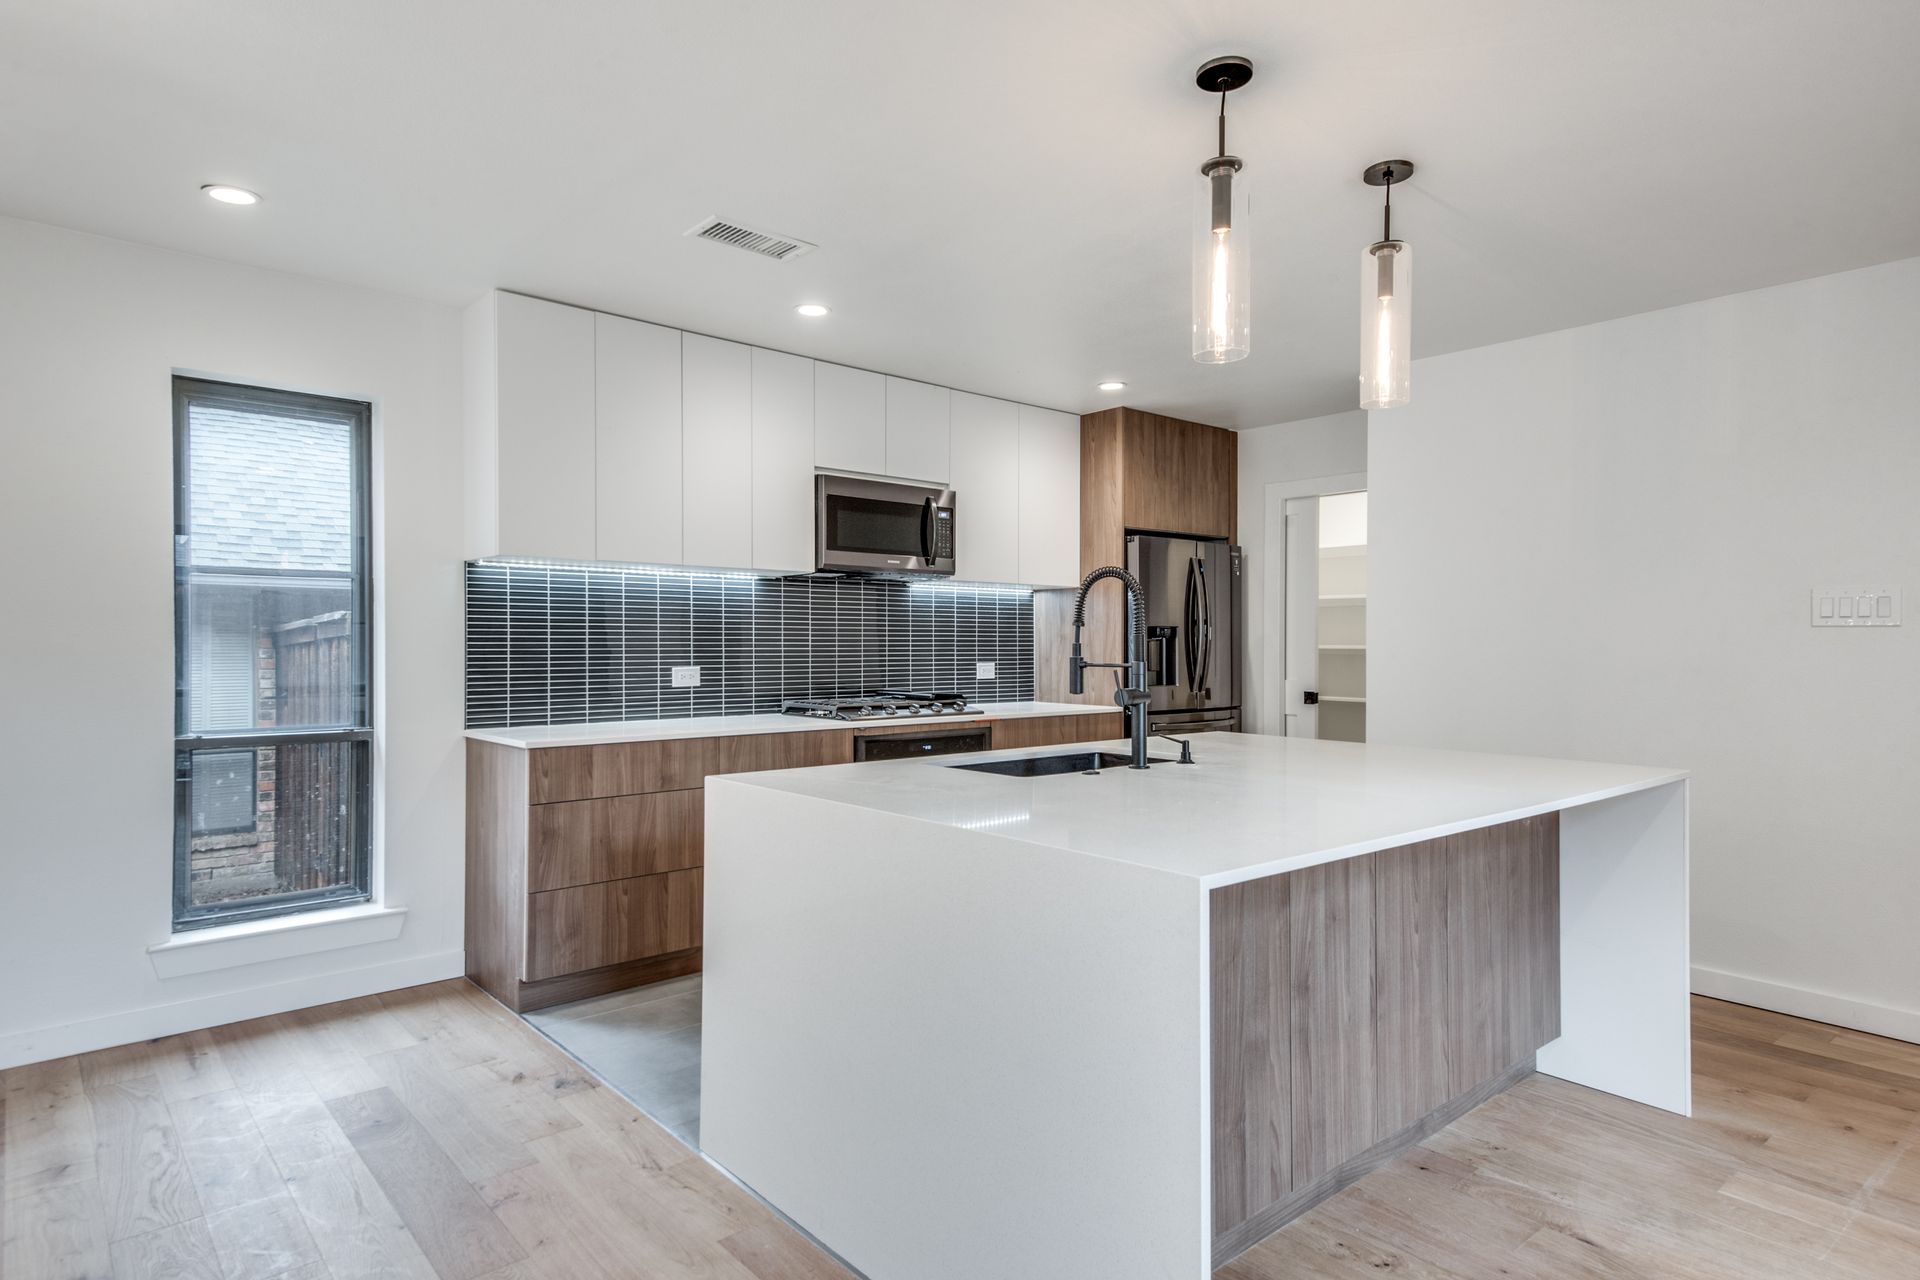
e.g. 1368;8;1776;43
527;791;704;893
529;729;854;803
524;868;702;981
990;713;1121;751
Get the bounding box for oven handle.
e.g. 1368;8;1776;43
921;497;936;562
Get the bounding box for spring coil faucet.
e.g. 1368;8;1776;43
1069;566;1152;769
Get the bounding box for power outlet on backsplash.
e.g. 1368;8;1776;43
976;661;996;680
672;666;702;687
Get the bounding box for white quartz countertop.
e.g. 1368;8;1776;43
712;732;1688;888
463;701;1114;749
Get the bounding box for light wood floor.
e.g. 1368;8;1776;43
5;988;1917;1280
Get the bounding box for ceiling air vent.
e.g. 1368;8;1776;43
684;216;817;261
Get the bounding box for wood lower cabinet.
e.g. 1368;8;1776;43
468;713;1119;1011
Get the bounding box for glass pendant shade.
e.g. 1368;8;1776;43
1193;160;1250;363
1359;240;1411;409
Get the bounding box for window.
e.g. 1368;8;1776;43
173;378;372;930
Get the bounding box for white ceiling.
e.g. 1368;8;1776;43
5;1;1917;427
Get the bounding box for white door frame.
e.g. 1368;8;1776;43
1261;472;1367;736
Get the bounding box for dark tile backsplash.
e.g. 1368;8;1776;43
465;562;1037;728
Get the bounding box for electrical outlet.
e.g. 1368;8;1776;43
976;661;996;680
671;665;702;687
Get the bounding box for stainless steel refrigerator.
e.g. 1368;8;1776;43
1125;534;1242;734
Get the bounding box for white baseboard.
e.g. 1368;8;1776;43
0;949;466;1070
1691;965;1920;1045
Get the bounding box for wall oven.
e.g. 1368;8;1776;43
816;474;956;576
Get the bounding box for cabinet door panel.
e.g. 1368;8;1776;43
525;868;701;980
589;730;853;797
814;363;886;474
595;314;682;564
527;791;704;892
885;377;951;483
949;392;1020;584
682;334;753;569
751;348;815;573
1018;405;1081;588
989;713;1121;750
497;293;596;560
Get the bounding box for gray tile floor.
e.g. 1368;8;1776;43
524;974;705;1148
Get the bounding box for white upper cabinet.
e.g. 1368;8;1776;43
594;313;682;566
1018;405;1081;589
814;363;886;475
884;377;951;484
681;334;754;570
751;348;815;574
494;292;596;561
949;392;1020;585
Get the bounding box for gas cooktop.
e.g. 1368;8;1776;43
780;691;977;721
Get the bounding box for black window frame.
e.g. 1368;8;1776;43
172;377;374;930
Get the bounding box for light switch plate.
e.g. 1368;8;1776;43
976;661;996;680
671;665;702;686
1811;586;1901;627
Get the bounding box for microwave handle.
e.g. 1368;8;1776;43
921;496;936;562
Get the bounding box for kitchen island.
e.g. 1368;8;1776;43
700;733;1689;1279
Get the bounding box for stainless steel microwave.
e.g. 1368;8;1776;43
816;474;956;576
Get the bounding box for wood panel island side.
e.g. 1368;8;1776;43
699;733;1690;1279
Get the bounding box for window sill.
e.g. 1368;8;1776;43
148;903;408;979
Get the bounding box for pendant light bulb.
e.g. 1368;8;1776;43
1191;57;1253;365
1359;160;1414;409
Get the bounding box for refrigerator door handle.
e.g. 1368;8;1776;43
1195;556;1212;696
1183;557;1202;691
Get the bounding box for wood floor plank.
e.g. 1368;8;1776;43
107;1217;223;1280
206;1020;353;1172
168;1090;285;1217
717;1219;852;1280
87;1074;202;1242
202;1189;325;1280
361;1042;535;1184
3;1056;99;1196
326;1087;525;1280
279;1149;438;1280
78;1031;234;1104
2;1178;113;1280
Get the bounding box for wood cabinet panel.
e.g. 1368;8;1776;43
1288;855;1377;1184
1210;874;1292;1235
1371;838;1452;1136
529;747;594;805
987;713;1121;750
524;869;702;981
1119;408;1237;540
1208;816;1561;1256
527;790;704;893
528;730;855;803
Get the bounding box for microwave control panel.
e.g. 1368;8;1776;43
933;509;953;559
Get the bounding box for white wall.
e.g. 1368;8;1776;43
1236;411;1367;734
1370;256;1920;1041
0;217;467;1066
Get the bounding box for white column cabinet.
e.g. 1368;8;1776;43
682;334;754;570
949;392;1021;584
1018;405;1082;589
750;348;816;573
814;363;886;475
594;313;683;565
884;377;951;484
494;292;597;561
473;291;1083;587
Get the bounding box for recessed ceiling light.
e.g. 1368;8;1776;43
1098;381;1127;392
795;303;830;318
201;184;261;206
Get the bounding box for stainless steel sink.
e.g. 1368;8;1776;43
947;751;1168;777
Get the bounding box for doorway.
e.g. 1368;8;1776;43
1266;483;1368;741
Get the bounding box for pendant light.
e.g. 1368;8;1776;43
1192;56;1253;364
1359;159;1414;408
